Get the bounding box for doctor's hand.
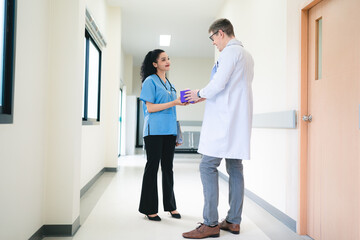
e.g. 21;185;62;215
184;89;200;103
194;98;206;103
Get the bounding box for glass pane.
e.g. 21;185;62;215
316;18;322;80
88;40;100;119
0;0;5;106
83;37;86;119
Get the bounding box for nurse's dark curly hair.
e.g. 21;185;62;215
140;49;164;82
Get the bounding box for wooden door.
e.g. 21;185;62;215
305;0;360;239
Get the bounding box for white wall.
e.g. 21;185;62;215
170;57;214;121
124;54;133;94
80;0;122;188
0;0;49;239
45;0;85;224
0;0;124;238
80;0;107;189
132;65;141;97
104;6;122;167
217;0;299;221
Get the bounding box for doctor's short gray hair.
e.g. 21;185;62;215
208;18;235;37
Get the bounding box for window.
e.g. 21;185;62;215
0;1;4;108
315;17;322;80
0;0;16;124
83;29;101;125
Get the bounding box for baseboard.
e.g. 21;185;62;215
218;172;296;232
244;188;297;232
29;216;80;240
30;166;117;239
80;167;118;197
44;216;80;236
29;226;43;240
80;169;105;197
104;167;118;172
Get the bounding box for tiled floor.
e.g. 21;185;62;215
44;152;309;240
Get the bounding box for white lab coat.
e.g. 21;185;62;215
198;39;254;160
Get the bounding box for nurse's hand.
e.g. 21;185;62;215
173;97;189;106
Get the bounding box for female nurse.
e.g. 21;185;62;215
139;49;187;221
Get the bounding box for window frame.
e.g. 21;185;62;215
83;29;102;125
0;0;16;124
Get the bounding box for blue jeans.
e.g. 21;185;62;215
199;155;244;226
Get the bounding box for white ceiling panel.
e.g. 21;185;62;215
107;0;226;65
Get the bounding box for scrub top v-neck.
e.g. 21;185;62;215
140;74;177;137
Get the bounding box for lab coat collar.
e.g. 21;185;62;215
226;38;243;48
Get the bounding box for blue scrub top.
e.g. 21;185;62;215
140;74;177;137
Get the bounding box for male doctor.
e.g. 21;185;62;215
182;18;254;239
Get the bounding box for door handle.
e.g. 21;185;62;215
302;114;312;122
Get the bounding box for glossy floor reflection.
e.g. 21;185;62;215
44;152;308;240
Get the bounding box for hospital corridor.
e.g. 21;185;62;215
1;0;359;240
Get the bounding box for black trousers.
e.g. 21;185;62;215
139;135;177;215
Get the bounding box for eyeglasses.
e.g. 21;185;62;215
209;30;219;41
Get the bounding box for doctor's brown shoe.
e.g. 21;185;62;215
182;223;220;239
219;220;240;234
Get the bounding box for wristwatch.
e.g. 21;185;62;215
197;90;201;98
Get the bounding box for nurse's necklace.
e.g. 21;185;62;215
156;74;173;94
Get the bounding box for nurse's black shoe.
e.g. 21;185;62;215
146;214;161;221
169;211;181;219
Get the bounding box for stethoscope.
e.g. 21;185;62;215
155;74;176;95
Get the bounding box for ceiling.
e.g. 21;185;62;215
107;0;226;66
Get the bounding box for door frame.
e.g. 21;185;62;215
118;87;123;157
298;0;323;235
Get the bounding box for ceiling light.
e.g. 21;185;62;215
159;35;171;46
